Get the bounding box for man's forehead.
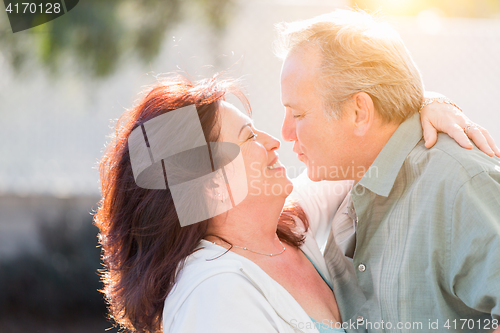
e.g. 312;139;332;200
280;47;322;107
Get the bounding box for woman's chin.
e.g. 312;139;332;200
282;179;294;197
246;178;293;199
273;178;294;198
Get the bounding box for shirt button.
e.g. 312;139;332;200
357;316;364;323
358;263;366;272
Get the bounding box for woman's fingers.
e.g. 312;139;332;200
421;118;438;148
420;102;471;149
447;123;474;150
478;126;500;158
420;101;499;157
466;125;495;157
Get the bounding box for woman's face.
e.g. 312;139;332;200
218;101;293;199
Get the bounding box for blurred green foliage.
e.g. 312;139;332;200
353;0;500;18
0;0;234;78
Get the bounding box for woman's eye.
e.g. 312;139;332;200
248;133;257;140
293;113;303;119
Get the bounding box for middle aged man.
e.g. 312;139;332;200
277;9;500;333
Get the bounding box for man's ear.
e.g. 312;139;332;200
352;92;375;136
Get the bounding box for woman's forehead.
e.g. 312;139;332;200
219;102;253;140
221;102;252;124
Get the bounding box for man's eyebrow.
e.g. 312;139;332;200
238;123;252;137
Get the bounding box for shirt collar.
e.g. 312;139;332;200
358;112;423;197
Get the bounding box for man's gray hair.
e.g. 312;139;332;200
275;9;424;122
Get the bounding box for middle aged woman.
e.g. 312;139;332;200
95;74;497;333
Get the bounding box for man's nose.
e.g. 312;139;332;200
281;110;297;142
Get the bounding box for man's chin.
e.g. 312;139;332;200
306;168;325;182
306;165;352;182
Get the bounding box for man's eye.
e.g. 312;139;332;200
293;114;303;119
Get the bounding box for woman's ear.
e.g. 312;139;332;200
206;176;224;201
352;92;375;137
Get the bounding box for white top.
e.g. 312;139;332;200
162;173;352;333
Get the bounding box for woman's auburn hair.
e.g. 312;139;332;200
94;73;309;332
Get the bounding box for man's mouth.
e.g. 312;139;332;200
293;145;303;156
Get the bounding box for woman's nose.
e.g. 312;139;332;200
268;134;281;151
259;131;281;151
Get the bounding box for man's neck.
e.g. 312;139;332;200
353;120;400;182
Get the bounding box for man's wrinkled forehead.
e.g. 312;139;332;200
280;44;322;108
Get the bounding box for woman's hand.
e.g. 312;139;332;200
420;101;500;157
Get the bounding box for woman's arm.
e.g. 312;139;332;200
288;172;352;249
420;92;500;157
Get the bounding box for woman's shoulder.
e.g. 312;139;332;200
162;241;284;332
171;241;250;290
163;241;323;333
163;271;284;333
165;241;265;307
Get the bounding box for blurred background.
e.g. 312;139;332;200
0;0;499;332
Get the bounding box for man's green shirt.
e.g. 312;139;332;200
326;113;500;332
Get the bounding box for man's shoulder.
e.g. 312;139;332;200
408;133;500;183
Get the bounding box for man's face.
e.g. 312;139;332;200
280;46;356;181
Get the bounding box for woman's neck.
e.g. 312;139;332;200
205;195;286;253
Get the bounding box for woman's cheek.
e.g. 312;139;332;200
241;149;264;180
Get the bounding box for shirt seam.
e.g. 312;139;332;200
447;171;485;297
432;145;486;179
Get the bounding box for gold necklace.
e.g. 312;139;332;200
209;239;286;257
